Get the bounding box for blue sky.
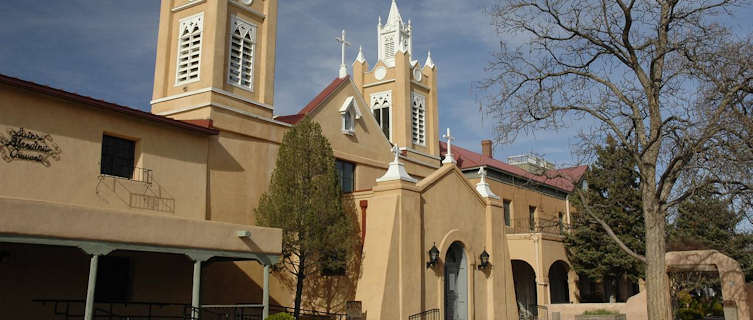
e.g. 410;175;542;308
2;1;749;167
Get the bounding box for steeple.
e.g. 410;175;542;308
378;0;412;67
386;0;403;26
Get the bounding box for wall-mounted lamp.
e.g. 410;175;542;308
426;243;439;268
477;250;490;270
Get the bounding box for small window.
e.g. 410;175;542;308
343;109;354;133
175;13;204;85
339;96;361;135
96;256;132;301
101;135;135;179
529;206;536;232
503;200;512;227
558;212;564;232
227;16;257;90
335;159;355;193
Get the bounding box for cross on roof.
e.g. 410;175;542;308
477;166;488;183
391;145;401;163
336;29;351;78
442;128;456;164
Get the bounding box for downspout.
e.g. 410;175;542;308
359;200;368;244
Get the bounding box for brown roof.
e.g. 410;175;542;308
0;73;219;135
440;141;586;193
275;76;351;124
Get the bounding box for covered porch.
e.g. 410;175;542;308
0;196;282;319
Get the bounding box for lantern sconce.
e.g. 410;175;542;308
426;243;440;268
477;249;490;270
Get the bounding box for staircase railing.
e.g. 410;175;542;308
409;308;440;320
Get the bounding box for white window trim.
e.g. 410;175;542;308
370;90;393;142
411;91;426;146
175;12;204;86
339;96;361;135
226;15;257;92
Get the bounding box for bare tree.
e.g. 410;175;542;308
479;0;753;318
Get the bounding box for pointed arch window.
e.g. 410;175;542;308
175;13;204;85
339;96;362;135
370;91;392;141
227;16;257;91
411;92;426;145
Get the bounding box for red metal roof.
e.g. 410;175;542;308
275;76;351;124
440;141;586;192
0;73;219;135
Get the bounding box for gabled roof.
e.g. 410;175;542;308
440;141;586;193
0;73;219;135
275;76;351;125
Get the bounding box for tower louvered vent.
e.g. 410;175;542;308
228;16;256;90
176;13;204;85
412;92;426;145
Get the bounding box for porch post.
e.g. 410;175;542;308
192;260;202;318
263;264;270;319
84;254;100;320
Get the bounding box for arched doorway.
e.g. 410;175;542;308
511;260;537;320
548;260;570;304
444;242;468;320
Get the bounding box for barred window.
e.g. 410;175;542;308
175;13;204;85
227;16;257;90
411;92;426;145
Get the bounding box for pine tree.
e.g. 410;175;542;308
256;117;359;319
669;188;753;281
565;137;645;301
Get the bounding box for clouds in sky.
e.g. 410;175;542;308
0;0;593;165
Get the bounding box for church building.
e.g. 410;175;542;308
0;1;586;319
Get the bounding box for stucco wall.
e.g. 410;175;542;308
0;83;210;220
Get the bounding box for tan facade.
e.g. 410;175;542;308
0;1;588;319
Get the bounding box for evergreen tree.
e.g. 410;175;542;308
669;188;753;281
565;137;645;300
256;117;359;319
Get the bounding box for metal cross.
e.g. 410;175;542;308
442;128;455;157
391;145;401;162
477;166;487;183
336;29;352;67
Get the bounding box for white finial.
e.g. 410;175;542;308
377;145;418;183
475;166;500;199
478;167;487;183
442;128;456;164
378;16;382;26
355;46;366;64
425;50;435;69
336;29;352;78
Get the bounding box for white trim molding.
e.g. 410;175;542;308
364;79;396;88
411;80;431;91
150;87;274;111
228;0;266;20
171;0;206;12
156;102;291;128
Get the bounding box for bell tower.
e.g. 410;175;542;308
150;0;278;120
378;0;412;67
353;0;440;162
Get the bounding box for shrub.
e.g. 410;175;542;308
266;312;295;320
583;309;619;315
